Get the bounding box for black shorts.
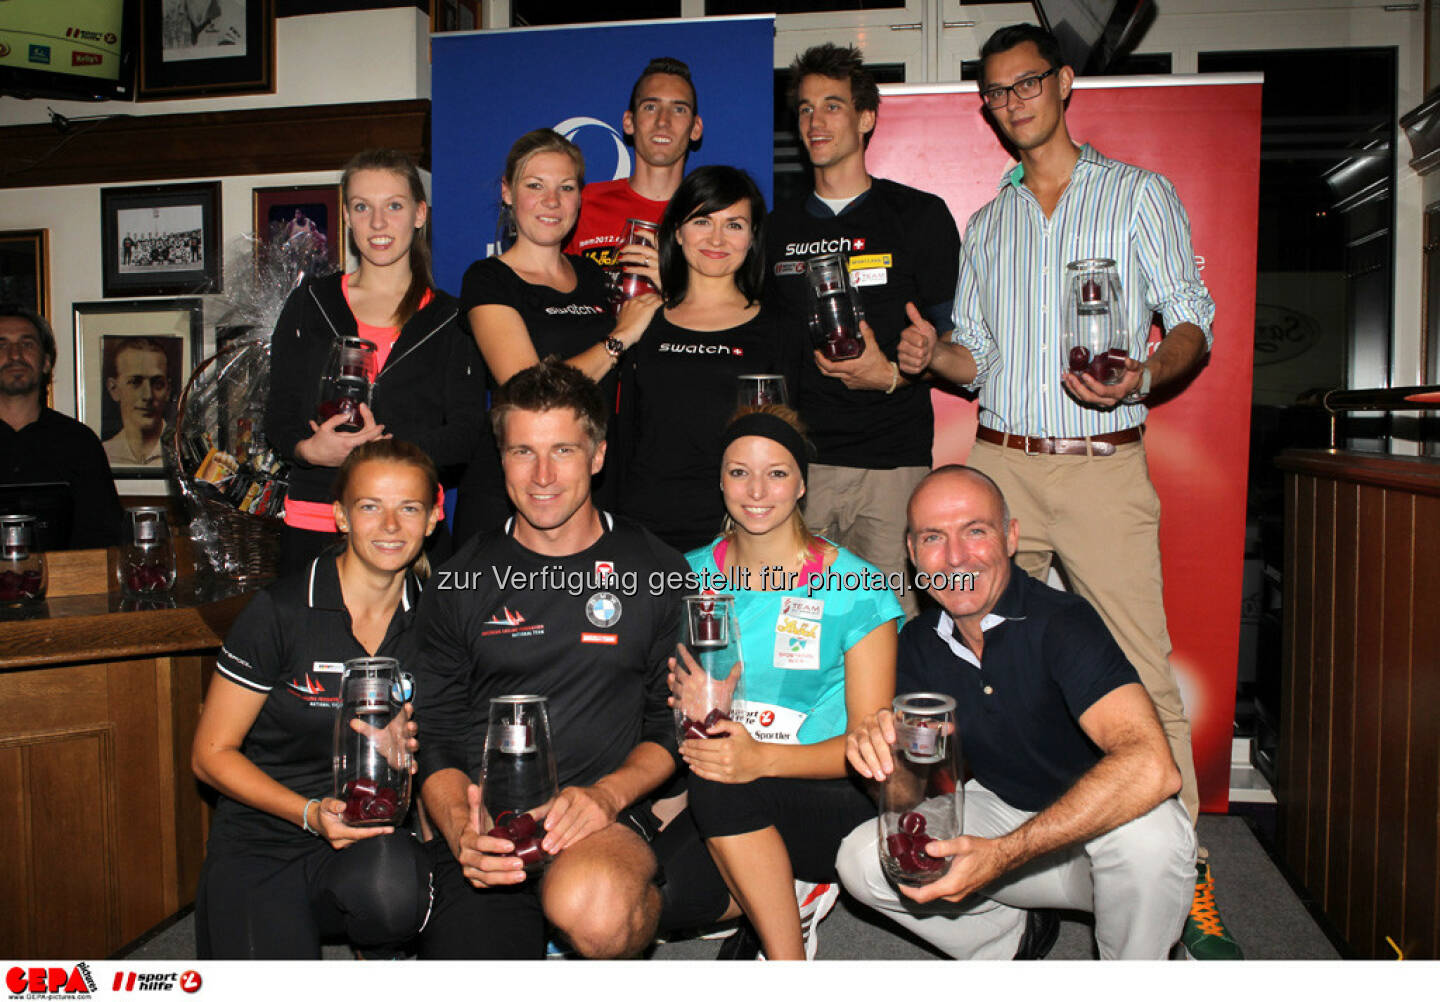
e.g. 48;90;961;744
417;804;666;960
655;775;875;933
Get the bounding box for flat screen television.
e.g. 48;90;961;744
1032;0;1155;76
0;0;135;102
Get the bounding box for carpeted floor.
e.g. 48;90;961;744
118;813;1337;961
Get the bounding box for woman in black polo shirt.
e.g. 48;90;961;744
191;439;436;959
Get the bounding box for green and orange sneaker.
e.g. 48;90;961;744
1181;860;1244;960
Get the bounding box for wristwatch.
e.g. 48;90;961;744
1121;365;1151;405
604;335;625;360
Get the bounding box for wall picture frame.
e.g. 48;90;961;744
139;0;276;101
101;182;222;298
0;229;50;320
73;298;204;479
252;184;345;273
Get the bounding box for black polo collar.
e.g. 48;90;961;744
305;547;417;613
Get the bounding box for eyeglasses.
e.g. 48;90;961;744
980;67;1059;110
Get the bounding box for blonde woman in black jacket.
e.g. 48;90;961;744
265;150;500;574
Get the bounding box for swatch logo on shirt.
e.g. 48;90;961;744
657;343;744;356
543;304;606;316
781;236;865;258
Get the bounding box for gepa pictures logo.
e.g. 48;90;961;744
5;963;96;998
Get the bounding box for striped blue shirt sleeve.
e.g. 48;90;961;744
1134;173;1215;350
951;226;1000;390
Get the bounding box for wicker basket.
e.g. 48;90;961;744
168;333;284;583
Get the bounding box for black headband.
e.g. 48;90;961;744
719;412;810;482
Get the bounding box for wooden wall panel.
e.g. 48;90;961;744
1374;492;1415;957
1325;481;1359;934
170;656;212;904
1403;492;1440;958
1279;449;1440;958
1349;483;1388;953
0;747;32;957
25;730;118;958
1280;473;1315;876
1305;477;1338;903
107;659;164;946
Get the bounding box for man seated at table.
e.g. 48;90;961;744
0;303;122;548
836;465;1195;959
412;358;687;959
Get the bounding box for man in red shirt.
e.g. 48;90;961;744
567;57;703;270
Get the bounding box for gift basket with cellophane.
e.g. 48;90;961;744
165;236;336;580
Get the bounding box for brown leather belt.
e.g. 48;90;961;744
974;425;1142;457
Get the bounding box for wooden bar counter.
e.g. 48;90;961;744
0;548;259;959
1277;448;1440;958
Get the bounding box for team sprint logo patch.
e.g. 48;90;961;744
585;591;622;628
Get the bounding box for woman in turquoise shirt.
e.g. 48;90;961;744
656;406;900;959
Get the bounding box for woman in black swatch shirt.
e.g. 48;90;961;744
617;166;802;551
456;128;661;533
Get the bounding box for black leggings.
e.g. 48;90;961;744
655;776;875;933
195;832;433;959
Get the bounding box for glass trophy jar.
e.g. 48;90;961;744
736;373;789;409
332;657;413;826
0;514;45;602
804;252;865;361
315;336;377;432
674;594;743;742
117;506;177;596
482;695;559;872
609;217;661;309
1062;258;1128;385
877;692;963;886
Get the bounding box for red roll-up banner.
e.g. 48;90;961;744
868;76;1262;813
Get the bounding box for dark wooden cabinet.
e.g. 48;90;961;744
1278;448;1440;959
0;551;252;958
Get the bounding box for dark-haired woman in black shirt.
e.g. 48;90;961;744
616;166;802;552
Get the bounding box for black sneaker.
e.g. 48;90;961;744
1013;908;1060;960
717;919;762;960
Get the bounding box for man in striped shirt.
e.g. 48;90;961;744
901;23;1240;960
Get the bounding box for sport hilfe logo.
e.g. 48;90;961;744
5;963;97;995
112;971;180;992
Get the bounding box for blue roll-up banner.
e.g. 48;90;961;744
430;15;775;295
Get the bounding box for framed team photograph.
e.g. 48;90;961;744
101;182;222;298
252;184;344;273
0;229;49;319
138;0;276;100
73;298;204;479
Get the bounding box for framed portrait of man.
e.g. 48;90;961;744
73;298;204;478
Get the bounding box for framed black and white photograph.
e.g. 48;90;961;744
101;182;221;298
139;0;275;100
0;229;49;320
73;299;204;478
253;184;344;273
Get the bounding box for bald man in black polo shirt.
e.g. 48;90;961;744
835;466;1195;959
